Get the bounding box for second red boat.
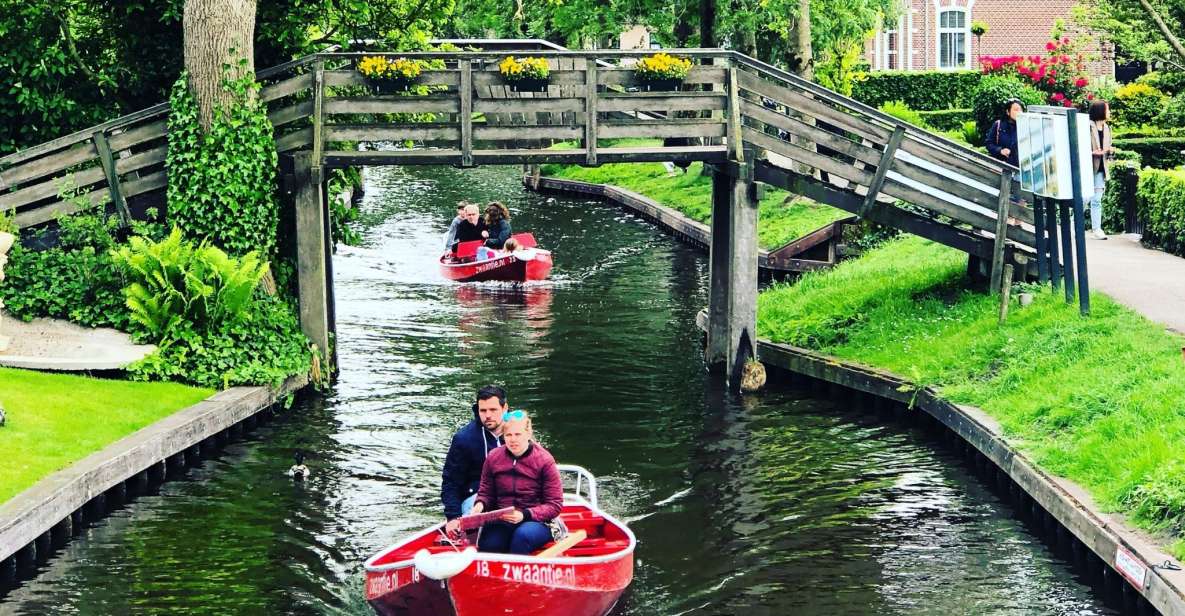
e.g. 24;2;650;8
440;233;553;283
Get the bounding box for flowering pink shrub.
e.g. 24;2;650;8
979;36;1092;108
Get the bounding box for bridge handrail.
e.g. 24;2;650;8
729;52;1018;177
0;46;337;172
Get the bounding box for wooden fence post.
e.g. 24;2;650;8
460;60;474;167
859;126;906;218
989;171;1012;294
706;162;758;391
92;132;131;227
312;60;325;166
585;60;598;166
293;152;330;358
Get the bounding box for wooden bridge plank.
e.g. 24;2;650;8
1;143;98;190
596;65;727;86
106;120;168;152
474;125;582;141
859;126;906;217
735;70;890;145
323;124;461;142
268;101;314;127
600;92;727;113
742;127;874;187
260;73;313;103
13;170;165;228
323;69;460;88
471;70;585;89
740;100;881;168
473;98;584;113
276;127;313;153
0;167;106;212
323;96;460;115
599;121;725;139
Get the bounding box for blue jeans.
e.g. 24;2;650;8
461;494;477;515
1089;171;1105;232
478;521;552;554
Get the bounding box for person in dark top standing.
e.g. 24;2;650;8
985;98;1023;167
481;202;512;249
440;385;507;522
451;202;486;249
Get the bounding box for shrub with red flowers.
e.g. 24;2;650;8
978;35;1093;108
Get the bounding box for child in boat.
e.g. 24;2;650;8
466;410;563;555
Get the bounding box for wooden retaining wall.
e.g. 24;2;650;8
696;310;1185;616
0;375;307;585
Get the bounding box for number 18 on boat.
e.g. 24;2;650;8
363;465;636;616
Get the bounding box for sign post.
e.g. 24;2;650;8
1017;106;1092;314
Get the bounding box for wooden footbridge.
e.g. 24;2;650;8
0;45;1036;389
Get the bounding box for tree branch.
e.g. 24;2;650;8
54;6;102;84
1137;0;1185;62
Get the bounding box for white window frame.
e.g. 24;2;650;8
878;16;905;70
934;4;972;70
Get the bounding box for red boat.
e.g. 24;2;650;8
364;465;635;616
439;233;553;283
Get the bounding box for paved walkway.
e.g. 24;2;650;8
1086;234;1185;334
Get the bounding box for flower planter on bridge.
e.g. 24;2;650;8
508;77;550;93
639;78;683;92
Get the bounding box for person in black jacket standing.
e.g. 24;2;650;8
985;99;1023;167
441;385;508;521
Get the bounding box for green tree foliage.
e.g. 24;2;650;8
0;0;455;154
1074;0;1185;65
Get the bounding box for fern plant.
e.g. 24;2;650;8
111;227;269;341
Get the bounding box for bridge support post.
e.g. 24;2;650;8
706;163;759;391
293;152;331;362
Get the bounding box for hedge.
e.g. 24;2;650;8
1112;137;1185;170
917;108;974;131
1136;168;1185;257
851;70;982;110
1102;159;1140;233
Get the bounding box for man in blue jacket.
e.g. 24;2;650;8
441;385;507;521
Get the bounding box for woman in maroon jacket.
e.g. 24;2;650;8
469;410;563;554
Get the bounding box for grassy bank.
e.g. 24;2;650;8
0;367;212;504
541;141;848;250
757;236;1185;557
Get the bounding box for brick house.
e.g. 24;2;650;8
866;0;1114;77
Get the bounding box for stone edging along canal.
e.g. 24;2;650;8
0;374;308;586
690;311;1185;616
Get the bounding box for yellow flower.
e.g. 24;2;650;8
499;56;550;80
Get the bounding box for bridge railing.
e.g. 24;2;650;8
731;54;1035;252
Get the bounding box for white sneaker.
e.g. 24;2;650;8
1092;230;1108;240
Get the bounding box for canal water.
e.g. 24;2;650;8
2;164;1112;615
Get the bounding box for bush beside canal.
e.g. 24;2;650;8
757;235;1185;557
0;367;211;504
541;142;849;250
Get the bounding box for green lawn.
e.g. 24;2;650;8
0;368;212;504
541;140;849;250
758;235;1185;557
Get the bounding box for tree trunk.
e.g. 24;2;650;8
796;0;813;80
700;0;717;48
183;0;257;131
1137;0;1185;63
